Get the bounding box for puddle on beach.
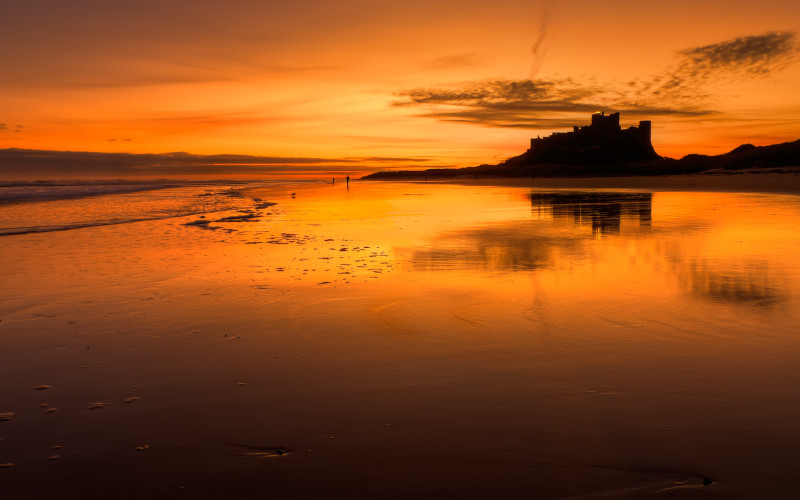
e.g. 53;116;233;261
1;181;800;498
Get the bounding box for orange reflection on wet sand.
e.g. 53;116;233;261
1;181;800;498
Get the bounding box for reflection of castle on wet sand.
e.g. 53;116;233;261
681;259;783;306
530;192;652;236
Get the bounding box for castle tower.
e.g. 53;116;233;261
590;112;621;135
638;120;652;143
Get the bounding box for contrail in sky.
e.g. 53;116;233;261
529;8;552;78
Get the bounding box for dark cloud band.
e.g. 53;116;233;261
0;149;432;178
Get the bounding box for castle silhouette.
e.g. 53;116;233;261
519;112;660;165
364;110;800;179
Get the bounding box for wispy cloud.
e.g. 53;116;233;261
679;31;797;75
395;32;798;129
424;53;485;70
630;31;799;107
343;156;432;163
0;123;23;133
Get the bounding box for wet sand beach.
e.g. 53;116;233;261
2;178;800;498
419;170;800;195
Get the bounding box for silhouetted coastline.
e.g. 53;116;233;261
362;113;800;180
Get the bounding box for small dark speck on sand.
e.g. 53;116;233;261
135;445;149;451
215;214;260;223
88;402;108;410
124;397;139;403
184;219;211;226
702;477;714;486
34;385;53;391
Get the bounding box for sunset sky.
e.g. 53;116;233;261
1;0;799;178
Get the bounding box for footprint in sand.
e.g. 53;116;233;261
0;412;16;422
44;408;58;414
0;463;15;468
33;385;53;391
228;443;291;458
124;397;139;403
87;402;108;410
239;450;289;458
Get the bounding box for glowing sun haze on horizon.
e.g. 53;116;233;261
1;0;799;177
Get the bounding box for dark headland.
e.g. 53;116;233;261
362;112;800;180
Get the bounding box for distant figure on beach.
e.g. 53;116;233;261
332;178;335;184
346;176;350;186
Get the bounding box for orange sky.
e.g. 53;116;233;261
1;0;799;178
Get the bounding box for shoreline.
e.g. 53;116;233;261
361;170;800;195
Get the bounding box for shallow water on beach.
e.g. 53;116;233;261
1;181;800;498
0;181;280;235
